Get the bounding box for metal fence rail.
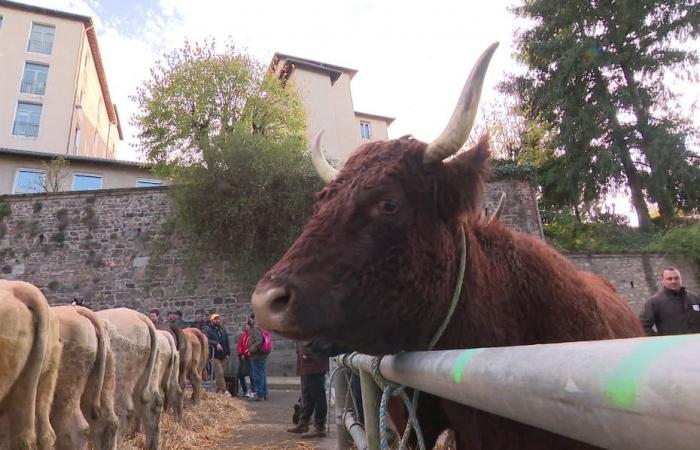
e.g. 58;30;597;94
336;334;700;450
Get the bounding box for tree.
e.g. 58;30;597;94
132;39;318;273
505;0;700;231
172;127;323;271
41;157;71;192
132;39;306;177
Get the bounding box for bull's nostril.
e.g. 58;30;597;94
270;292;290;314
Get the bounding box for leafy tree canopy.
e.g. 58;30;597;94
132;39;307;177
133;39;318;275
504;0;700;231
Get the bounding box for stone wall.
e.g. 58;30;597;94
568;253;699;314
0;182;695;375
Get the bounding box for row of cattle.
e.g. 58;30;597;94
0;279;211;450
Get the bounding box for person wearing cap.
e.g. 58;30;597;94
203;313;231;393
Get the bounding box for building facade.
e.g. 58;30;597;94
0;0;122;160
270;53;394;163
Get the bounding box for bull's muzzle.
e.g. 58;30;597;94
251;284;293;332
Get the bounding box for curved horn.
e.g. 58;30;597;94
424;42;499;164
487;191;507;223
310;131;338;184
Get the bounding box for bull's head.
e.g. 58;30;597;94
252;44;498;354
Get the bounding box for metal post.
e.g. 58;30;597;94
360;369;381;450
344;410;368;450
333;366;355;450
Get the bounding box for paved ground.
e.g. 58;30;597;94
221;378;337;450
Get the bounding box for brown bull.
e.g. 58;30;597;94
50;305;118;450
0;280;61;450
252;43;644;450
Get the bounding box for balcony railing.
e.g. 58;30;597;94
13;121;40;137
28;39;53;54
20;80;47;95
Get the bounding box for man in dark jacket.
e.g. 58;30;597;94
639;267;700;335
203;313;231;393
287;340;333;438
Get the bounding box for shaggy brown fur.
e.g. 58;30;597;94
254;135;644;449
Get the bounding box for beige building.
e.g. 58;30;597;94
0;1;122;159
0;1;161;195
270;53;394;163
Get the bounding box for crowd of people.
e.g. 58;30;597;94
146;308;271;402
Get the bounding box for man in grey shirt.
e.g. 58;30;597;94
639;267;700;335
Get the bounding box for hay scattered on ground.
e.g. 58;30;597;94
121;390;249;450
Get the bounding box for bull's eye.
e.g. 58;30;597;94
379;199;397;214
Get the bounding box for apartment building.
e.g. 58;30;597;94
0;1;161;195
270;53;394;163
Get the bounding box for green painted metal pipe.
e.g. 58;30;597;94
340;335;700;450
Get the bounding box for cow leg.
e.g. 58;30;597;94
189;368;203;405
139;391;163;450
4;379;38;450
36;331;61;450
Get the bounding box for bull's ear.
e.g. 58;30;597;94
438;134;491;217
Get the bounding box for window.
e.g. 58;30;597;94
0;16;3;30
360;121;371;139
13;102;42;137
21;62;49;95
136;179;163;188
73;174;102;191
74;127;81;154
28;23;55;55
13;169;45;194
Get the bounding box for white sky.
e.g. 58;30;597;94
24;0;528;161
18;1;700;224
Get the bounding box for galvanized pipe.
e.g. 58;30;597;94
333;366;355;450
340;335;700;450
360;369;382;450
343;410;368;450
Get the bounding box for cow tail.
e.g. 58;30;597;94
194;328;209;376
13;281;50;404
140;314;159;403
167;334;178;386
76;306;106;418
175;327;189;383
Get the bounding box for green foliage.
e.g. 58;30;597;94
132;39;306;178
504;0;700;230
490;159;535;181
171;127;322;276
133;39;312;277
544;211;700;277
543;210;656;253
0;200;10;221
648;223;700;269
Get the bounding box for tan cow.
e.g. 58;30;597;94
155;330;184;421
0;280;61;450
96;308;162;450
181;328;209;405
50;306;118;450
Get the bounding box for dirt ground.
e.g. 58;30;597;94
221;389;337;450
